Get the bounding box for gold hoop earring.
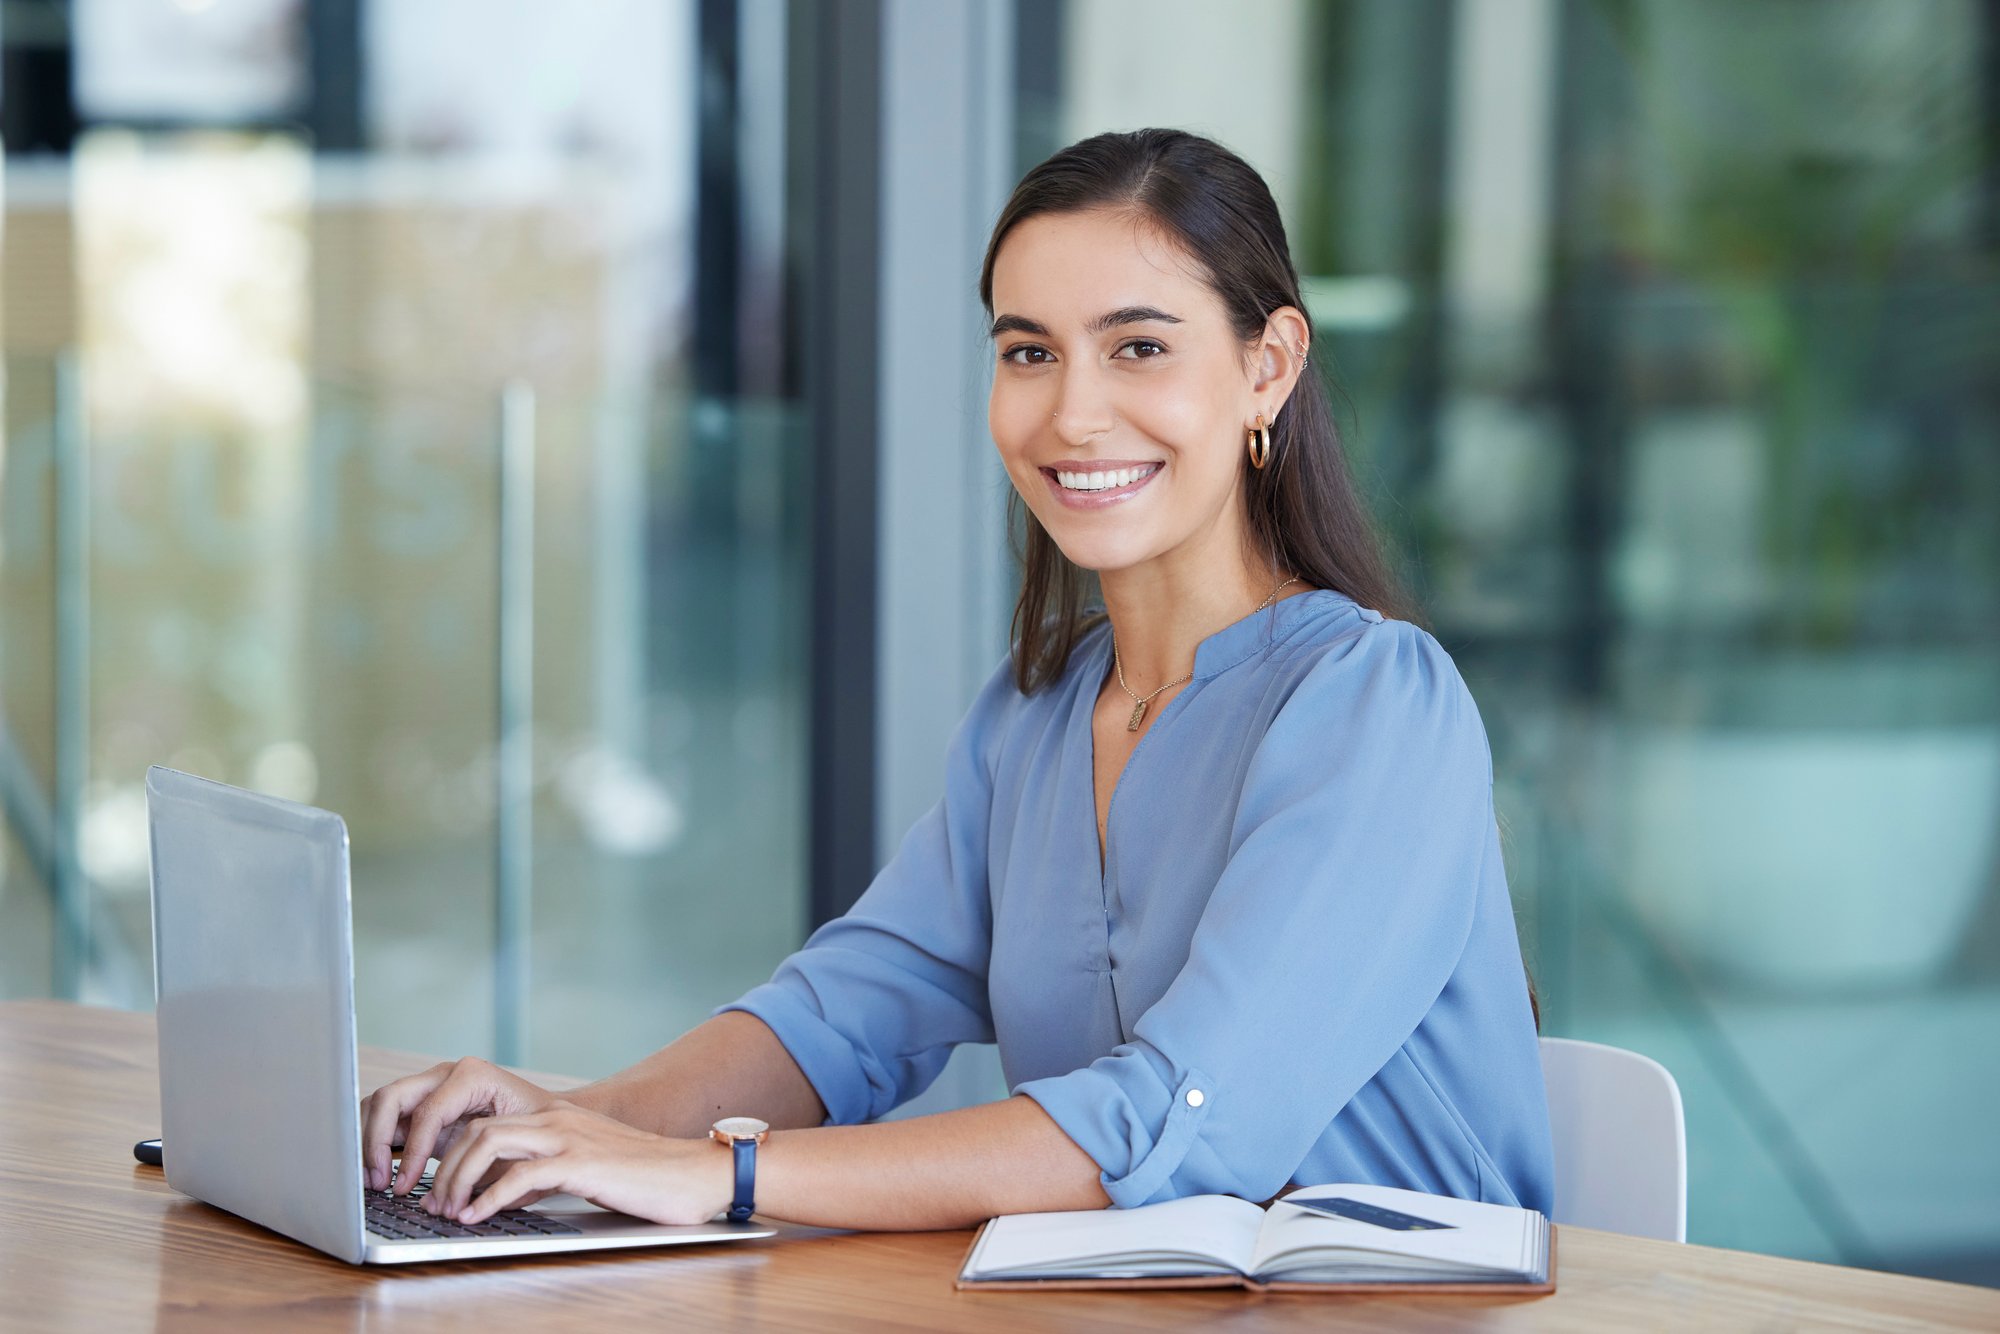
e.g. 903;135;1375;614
1247;413;1272;470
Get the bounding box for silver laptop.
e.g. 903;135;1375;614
145;765;774;1264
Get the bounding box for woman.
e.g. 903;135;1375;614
361;128;1554;1231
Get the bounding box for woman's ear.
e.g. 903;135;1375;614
1249;304;1312;408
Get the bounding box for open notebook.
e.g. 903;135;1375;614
956;1183;1554;1294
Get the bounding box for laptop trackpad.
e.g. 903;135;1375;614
526;1192;607;1214
525;1193;741;1235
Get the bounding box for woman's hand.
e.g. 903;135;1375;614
420;1101;734;1226
359;1056;560;1194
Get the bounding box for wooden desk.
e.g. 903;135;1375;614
2;1000;1994;1332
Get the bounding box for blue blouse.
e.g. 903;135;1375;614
717;588;1555;1215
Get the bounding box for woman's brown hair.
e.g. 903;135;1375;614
978;128;1541;1031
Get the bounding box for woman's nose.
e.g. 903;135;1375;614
1049;370;1114;445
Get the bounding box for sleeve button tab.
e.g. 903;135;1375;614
1185;1088;1205;1108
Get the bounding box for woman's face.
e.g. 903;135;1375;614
986;208;1263;576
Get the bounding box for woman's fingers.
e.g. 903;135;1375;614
431;1122;468;1163
359;1063;451;1191
393;1064;498;1195
428;1116;556;1217
409;1102;706;1227
360;1056;559;1194
457;1159;563;1226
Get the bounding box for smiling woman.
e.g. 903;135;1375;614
360;128;1552;1236
979;133;1424;704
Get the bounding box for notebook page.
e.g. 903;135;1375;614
1248;1184;1536;1280
965;1195;1267;1279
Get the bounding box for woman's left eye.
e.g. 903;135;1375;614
1117;340;1166;359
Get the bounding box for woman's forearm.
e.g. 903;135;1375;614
566;1011;827;1138
751;1093;1110;1230
418;1051;1111;1231
443;1013;1111;1230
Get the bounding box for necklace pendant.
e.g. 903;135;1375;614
1126;698;1149;731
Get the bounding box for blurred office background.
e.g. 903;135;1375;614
1;0;1994;1289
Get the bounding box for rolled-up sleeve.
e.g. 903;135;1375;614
1013;618;1495;1207
715;657;1013;1126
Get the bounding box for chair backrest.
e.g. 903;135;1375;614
1538;1036;1687;1242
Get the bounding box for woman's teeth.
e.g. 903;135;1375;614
1055;463;1160;492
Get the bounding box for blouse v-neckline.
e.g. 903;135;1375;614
1074;589;1346;878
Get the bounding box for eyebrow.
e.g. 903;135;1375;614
987;305;1184;339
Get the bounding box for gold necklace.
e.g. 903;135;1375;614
1112;574;1301;732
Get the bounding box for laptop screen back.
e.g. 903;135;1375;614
146;766;367;1264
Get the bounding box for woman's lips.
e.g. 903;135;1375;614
1040;463;1163;510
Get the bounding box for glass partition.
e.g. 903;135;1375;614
0;0;813;1077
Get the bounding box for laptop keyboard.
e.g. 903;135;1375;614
366;1177;583;1241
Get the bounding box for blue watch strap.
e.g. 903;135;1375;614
728;1136;756;1222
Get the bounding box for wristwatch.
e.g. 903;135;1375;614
709;1116;770;1223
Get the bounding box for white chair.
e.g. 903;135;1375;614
1538;1036;1687;1242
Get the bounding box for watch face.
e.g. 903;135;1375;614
713;1116;770;1140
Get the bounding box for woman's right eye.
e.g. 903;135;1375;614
1000;345;1052;365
